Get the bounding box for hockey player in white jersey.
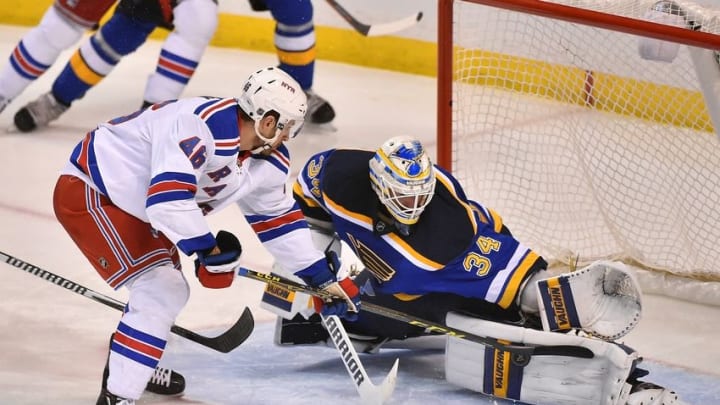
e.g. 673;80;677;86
0;0;116;115
266;136;685;405
52;66;360;404
11;0;336;131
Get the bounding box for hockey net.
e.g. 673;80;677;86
436;0;720;305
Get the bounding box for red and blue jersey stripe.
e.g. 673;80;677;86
249;144;291;175
146;172;197;208
69;130;109;197
246;204;308;243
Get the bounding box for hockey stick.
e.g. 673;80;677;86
325;0;423;37
0;250;254;353
322;314;398;404
237;267;594;366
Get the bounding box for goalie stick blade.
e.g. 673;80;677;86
358;358;399;405
322;315;399;404
170;307;254;353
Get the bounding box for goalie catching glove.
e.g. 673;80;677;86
534;260;642;340
295;251;361;321
194;230;242;289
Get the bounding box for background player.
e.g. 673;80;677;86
265;136;683;405
12;0;219;132
0;0;115;115
53;66;357;404
12;0;336;132
249;0;336;124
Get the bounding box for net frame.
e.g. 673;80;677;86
435;0;720;305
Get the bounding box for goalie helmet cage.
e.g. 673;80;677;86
435;0;720;306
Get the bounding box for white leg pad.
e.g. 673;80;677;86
445;312;637;405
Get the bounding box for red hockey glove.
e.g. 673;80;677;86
194;231;242;289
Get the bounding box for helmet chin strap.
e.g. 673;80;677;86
249;120;280;154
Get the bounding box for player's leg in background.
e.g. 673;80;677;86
0;5;86;115
142;0;219;107
13;3;156;132
266;0;336;124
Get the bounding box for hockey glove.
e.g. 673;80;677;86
194;230;242;289
296;251;361;321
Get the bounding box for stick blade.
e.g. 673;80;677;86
366;12;423;37
212;307;255;353
357;358;399;405
171;307;254;353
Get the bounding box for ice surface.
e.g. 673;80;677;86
0;24;718;404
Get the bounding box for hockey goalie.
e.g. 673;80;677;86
261;136;685;405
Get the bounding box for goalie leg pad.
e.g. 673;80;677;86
535;260;642;340
274;313;329;346
445;312;637;405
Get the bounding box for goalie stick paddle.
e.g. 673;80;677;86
237;267;594;366
322;314;399;404
0;250;254;353
324;0;423;37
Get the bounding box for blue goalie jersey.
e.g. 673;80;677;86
293;149;546;309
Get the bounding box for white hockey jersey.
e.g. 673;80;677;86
61;97;324;273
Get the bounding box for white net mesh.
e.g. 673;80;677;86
449;0;720;301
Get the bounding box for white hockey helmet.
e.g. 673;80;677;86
237;67;307;152
369;136;436;225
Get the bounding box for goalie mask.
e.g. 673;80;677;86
237;67;307;153
369;136;436;227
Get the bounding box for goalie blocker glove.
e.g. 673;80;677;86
194;230;242;289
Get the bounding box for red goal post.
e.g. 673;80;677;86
436;0;720;305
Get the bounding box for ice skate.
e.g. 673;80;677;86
304;89;335;124
102;334;186;396
95;389;135;405
13;91;68;132
101;358;185;396
0;95;9;115
145;366;186;395
626;380;685;404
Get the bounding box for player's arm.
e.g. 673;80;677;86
237;149;360;319
145;113;241;287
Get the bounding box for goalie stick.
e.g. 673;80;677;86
237;267;595;366
321;314;399;404
324;0;423;37
0;250;254;353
